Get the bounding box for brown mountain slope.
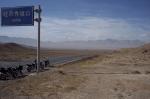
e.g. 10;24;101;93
101;43;150;66
0;43;32;52
0;43;35;61
0;43;96;61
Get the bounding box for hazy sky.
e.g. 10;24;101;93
0;0;150;42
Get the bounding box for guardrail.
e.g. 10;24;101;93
53;55;98;66
0;55;98;80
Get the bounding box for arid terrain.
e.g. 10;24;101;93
0;43;150;99
0;43;102;61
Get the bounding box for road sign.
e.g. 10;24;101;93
1;5;42;73
1;6;34;26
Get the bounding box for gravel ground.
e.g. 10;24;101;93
0;46;150;99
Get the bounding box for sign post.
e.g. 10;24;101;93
1;5;42;73
34;5;42;73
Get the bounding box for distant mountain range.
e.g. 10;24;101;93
0;36;146;49
0;36;37;46
0;42;33;52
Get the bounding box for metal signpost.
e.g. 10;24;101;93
34;5;42;73
1;5;41;73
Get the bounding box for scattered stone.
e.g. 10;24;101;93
145;71;150;74
131;70;141;74
58;70;66;75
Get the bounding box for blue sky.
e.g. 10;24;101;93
0;0;150;42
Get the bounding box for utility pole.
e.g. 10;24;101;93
35;5;42;73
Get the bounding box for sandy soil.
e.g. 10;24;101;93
60;64;150;99
0;44;150;99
